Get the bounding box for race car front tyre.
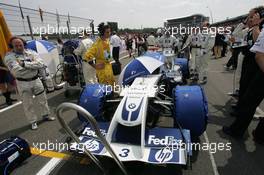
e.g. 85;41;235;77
173;85;208;137
78;84;112;123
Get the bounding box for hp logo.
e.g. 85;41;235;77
155;147;173;163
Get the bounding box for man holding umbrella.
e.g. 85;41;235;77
4;37;55;130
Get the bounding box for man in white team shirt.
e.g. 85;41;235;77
146;32;157;47
110;31;122;63
158;32;177;49
74;31;97;84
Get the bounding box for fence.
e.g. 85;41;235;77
0;2;94;40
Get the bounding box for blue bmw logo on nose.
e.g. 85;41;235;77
128;103;136;109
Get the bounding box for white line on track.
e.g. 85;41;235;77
0;101;22;113
57;82;66;87
0;84;67;114
36;158;62;175
255;107;264;118
203;132;220;175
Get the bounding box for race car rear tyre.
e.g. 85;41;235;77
173;85;208;137
64;90;70;98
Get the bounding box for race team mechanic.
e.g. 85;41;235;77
158;31;178;67
158;32;178;50
182;28;203;80
4;37;55;130
197;22;215;84
74;31;97;84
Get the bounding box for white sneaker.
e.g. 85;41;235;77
43;115;56;121
199;80;204;84
199;79;207;85
31;122;38;130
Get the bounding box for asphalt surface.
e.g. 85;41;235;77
0;52;264;175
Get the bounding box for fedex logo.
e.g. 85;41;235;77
82;127;107;137
148;135;182;146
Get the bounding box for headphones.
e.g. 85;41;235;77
8;36;27;49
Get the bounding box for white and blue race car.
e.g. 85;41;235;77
56;51;208;174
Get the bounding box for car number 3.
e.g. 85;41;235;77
119;148;130;157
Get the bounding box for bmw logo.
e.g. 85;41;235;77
131;71;136;75
128;103;136;109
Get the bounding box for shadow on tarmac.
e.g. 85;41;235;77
217;129;264;175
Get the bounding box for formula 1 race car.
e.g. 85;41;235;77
56;51;208;175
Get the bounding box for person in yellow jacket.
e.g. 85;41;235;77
0;10;12;59
84;23;115;86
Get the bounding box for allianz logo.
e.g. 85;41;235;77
148;135;182;146
82;127;107;137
